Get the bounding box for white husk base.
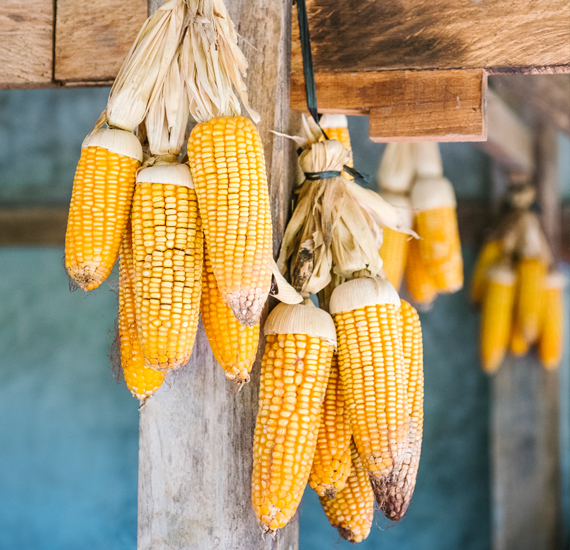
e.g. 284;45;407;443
545;270;568;289
378;143;416;194
264;302;337;348
329;276;400;315
320;114;348;129
414;142;443;178
137;163;194;188
379;191;414;228
411;176;457;211
487;264;516;286
82;129;143;161
516;211;552;262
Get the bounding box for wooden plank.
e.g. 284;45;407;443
0;207;67;246
492;75;570;137
0;0;53;88
55;0;147;83
137;0;300;548
490;125;562;550
291;69;487;142
476;89;534;172
291;0;570;76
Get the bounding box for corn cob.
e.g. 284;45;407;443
480;265;516;373
65;129;142;291
515;258;547;344
201;245;259;382
538;271;567;370
131;164;203;370
470;240;503;305
330;276;410;477
411;176;463;293
188;115;273;326
509;317;530;357
372;299;423;521
379;193;414;292
405;232;438;310
309;355;352;499
118;221;165;401
252;302;336;533
320;440;374;544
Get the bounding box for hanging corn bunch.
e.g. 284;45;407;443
251;301;337;533
320;440;375;543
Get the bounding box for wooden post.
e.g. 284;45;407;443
491;125;562;550
138;1;300;548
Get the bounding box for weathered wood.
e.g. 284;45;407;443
490;124;562;550
0;0;53;88
0;207;67;246
291;68;487;142
55;0;147;83
291;0;570;75
476;89;534;172
492;75;570;137
137;0;300;549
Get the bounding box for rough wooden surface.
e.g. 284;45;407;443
492;75;570;137
291;0;570;75
476;89;534;172
0;207;67;246
291;68;487;142
55;0;147;83
137;0;300;548
0;0;53;88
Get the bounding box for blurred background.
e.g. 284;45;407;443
0;85;568;550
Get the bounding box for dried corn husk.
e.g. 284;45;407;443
516;211;552;264
414;142;444;179
277;140;416;297
378;143;416;194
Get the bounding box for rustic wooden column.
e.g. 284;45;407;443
138;1;300;548
491;125;562;550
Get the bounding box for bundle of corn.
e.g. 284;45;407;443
251;301;337;533
65;0;187;290
320;440;375;543
472;185;561;372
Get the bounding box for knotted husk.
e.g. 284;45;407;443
277;140;416;297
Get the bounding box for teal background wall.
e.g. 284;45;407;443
0;90;567;550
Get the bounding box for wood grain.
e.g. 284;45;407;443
137;0;301;548
476;89;534;172
0;207;67;246
291;0;570;75
55;0;147;83
0;0;53;87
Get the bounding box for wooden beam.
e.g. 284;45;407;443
292;0;570;76
0;207;67;246
291;68;487;142
492;75;570;137
0;0;53;88
476;89;534;172
137;0;300;549
54;0;147;84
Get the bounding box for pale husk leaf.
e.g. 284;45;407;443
378;142;416;194
516;211;553;263
411;176;457;211
414;142;443;178
82;128;143;162
329;276;401;315
270;261;303;304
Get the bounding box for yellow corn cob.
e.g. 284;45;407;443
65;129;142;291
252;303;336;533
470;240;503;305
188;116;273;326
415;206;464;293
201;245;259;382
515;258;547;344
480;265;516;373
322;127;351;158
405;233;438;309
309;355;352;498
320;440;374;544
509;317;529;357
118;222;165;401
372;300;423;521
380;227;410;292
538;272;566;370
131;165;203;370
330;277;410;477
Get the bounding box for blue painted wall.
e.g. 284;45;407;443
0;90;566;549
